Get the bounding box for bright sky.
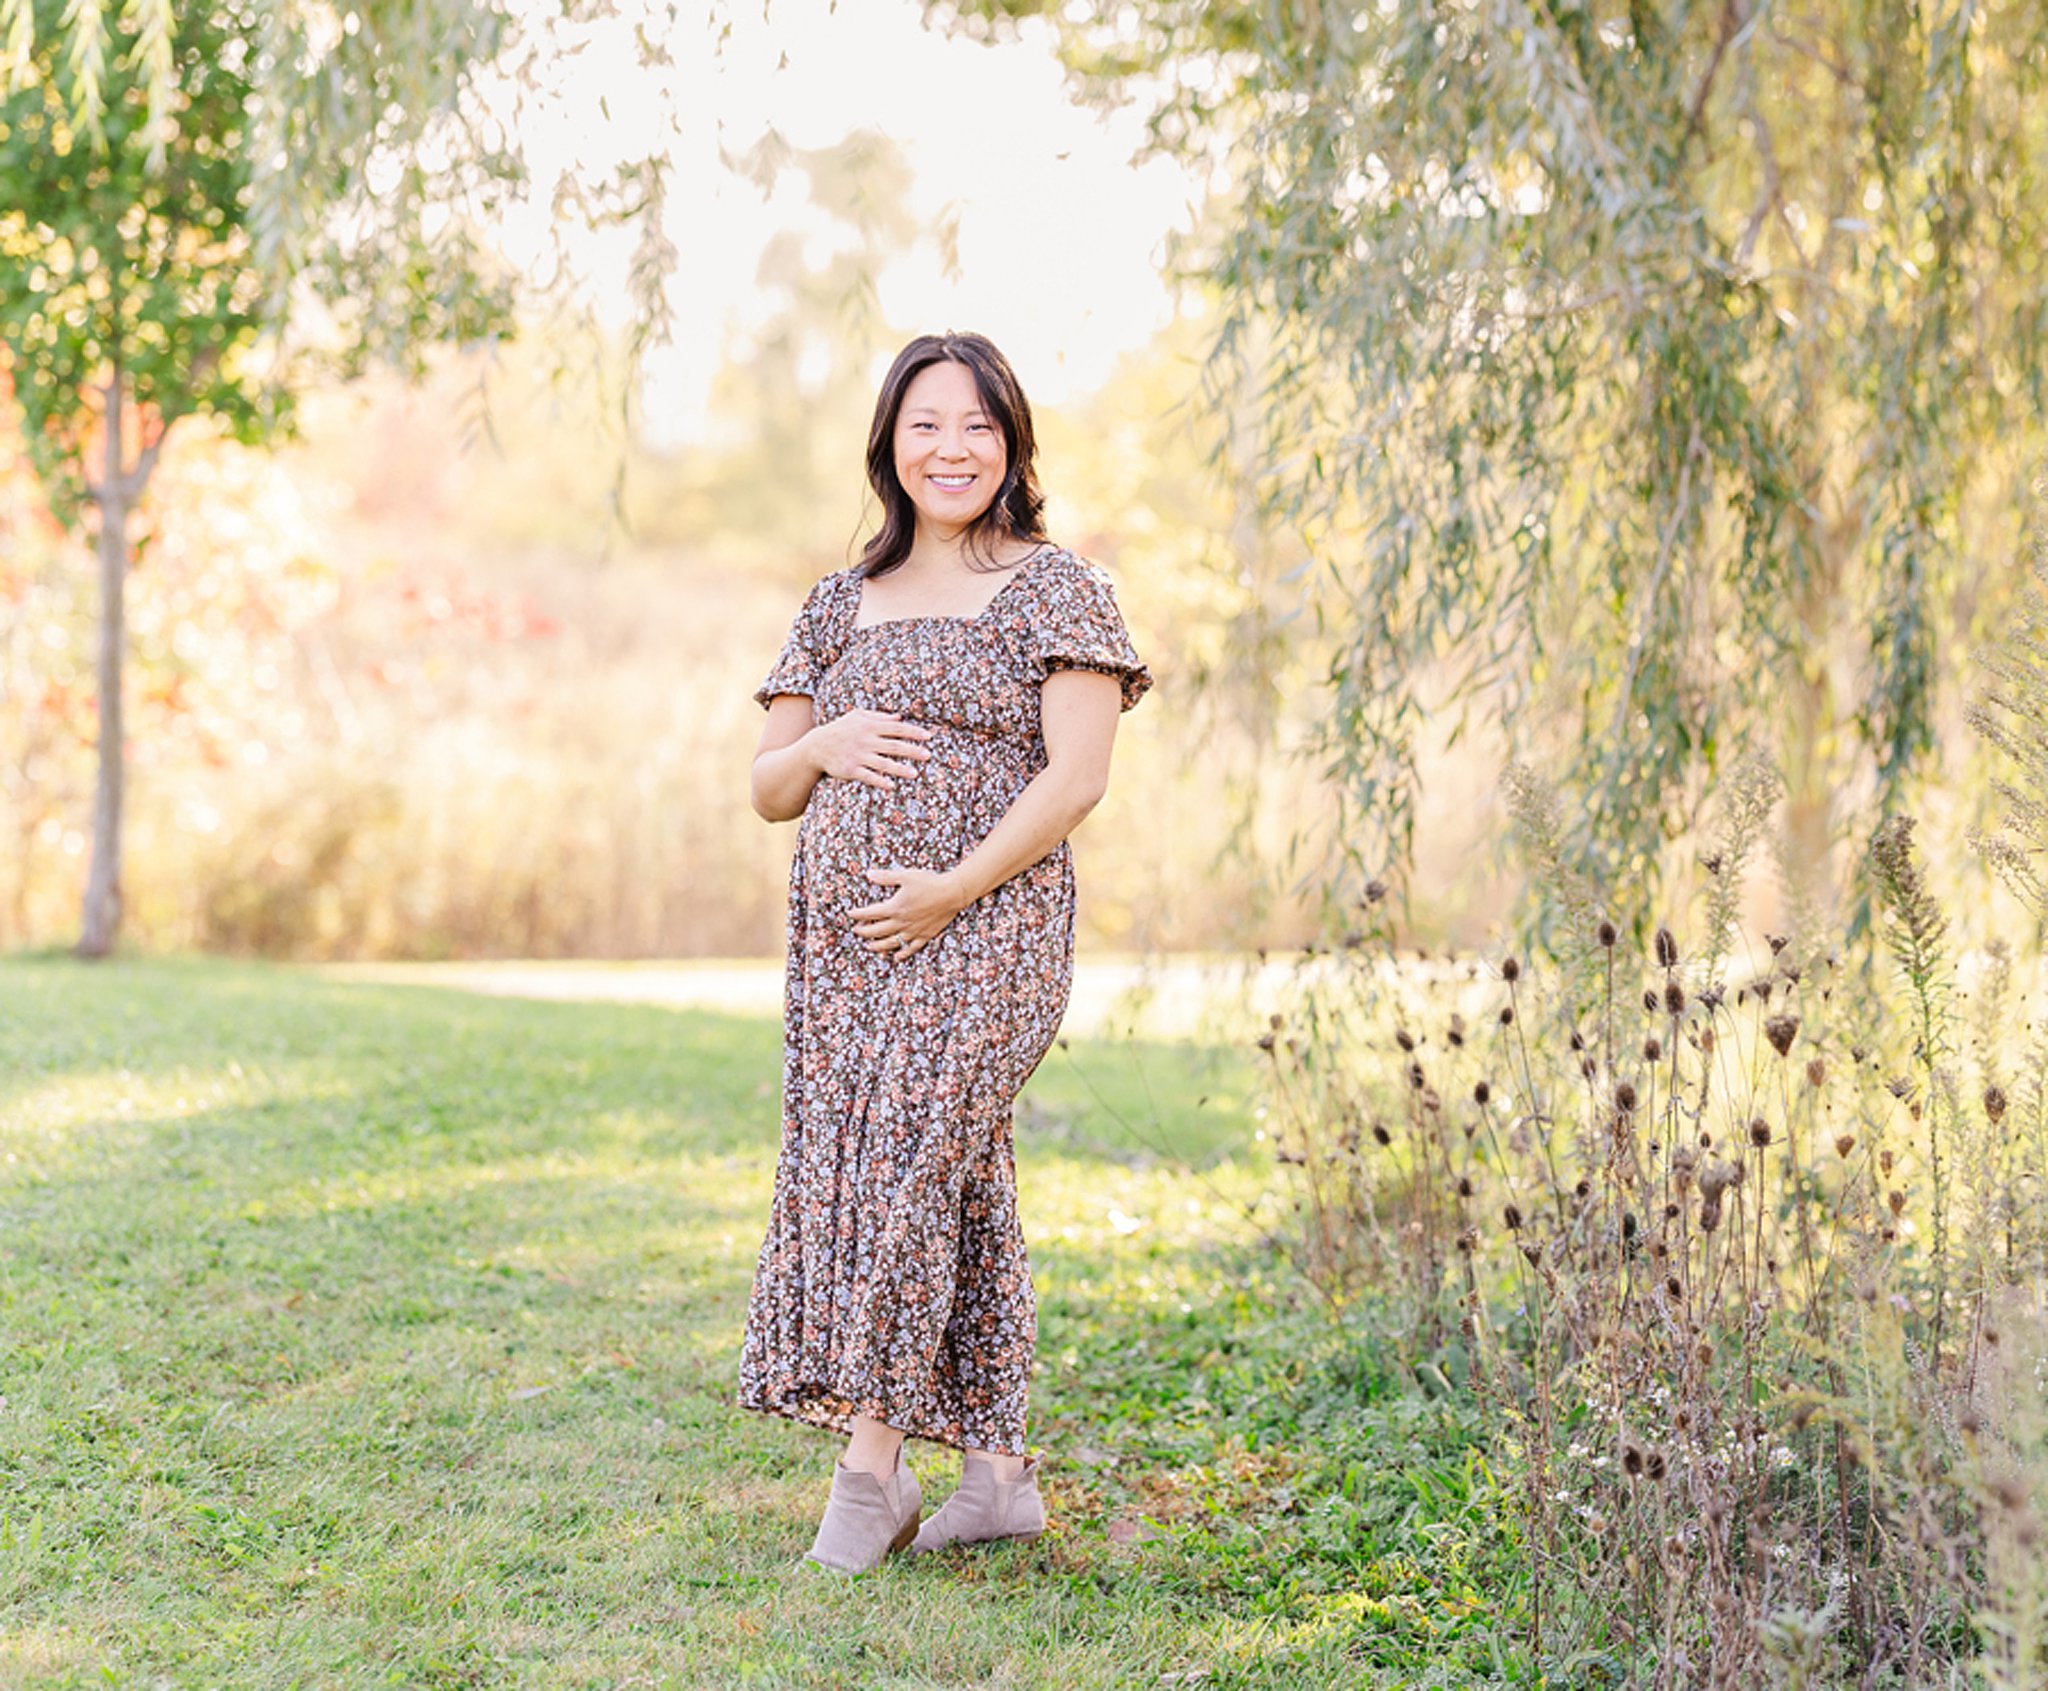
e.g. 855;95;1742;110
490;0;1200;446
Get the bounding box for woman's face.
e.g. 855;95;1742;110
892;359;1007;541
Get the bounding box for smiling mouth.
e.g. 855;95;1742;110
929;474;976;490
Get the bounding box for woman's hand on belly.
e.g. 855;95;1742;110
849;865;968;961
810;709;934;789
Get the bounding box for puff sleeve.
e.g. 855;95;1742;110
752;574;839;709
1030;556;1153;713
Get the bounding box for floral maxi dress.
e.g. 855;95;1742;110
736;546;1152;1455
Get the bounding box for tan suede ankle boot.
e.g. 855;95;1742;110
907;1451;1045;1555
803;1449;922;1573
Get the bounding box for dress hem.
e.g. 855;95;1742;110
734;1388;1027;1458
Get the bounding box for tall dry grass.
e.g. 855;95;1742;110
1260;761;2048;1686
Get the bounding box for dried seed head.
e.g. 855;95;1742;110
1615;1081;1639;1113
1698;1196;1724;1232
1473;1080;1491;1106
1887;1076;1915;1101
1623;1445;1645;1477
1767;933;1788;955
1986;1084;2009;1123
1749;1117;1773;1148
1987;1327;2002;1347
1581;1055;1598;1079
1503;1203;1523;1231
1764;1013;1800;1057
1597;919;1619;948
1499;1005;1515;1027
1447;1014;1466;1048
1406;1060;1426;1090
1703;853;1723;877
1959;1405;1983;1435
1569;1029;1586;1053
1645;1450;1667;1481
1395;1028;1416;1052
1664;981;1687;1017
1879;1148;1894;1176
1655;926;1679;968
1364;878;1388;904
1643;989;1660;1014
1372;1123;1392;1146
1622;1211;1638;1240
1698;1160;1738;1201
1834;1134;1856;1158
1806;1057;1827;1087
1456;1228;1477;1254
1457;1175;1474;1198
1665;1276;1683;1300
1421;1088;1442;1113
1574;1178;1591;1200
1888;1189;1907;1216
1502;955;1522;983
1644;1036;1663;1062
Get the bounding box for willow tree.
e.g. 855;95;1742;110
0;0;673;955
942;0;2048;925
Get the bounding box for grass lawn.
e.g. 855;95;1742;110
0;957;1518;1690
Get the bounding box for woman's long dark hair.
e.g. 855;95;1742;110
858;332;1047;578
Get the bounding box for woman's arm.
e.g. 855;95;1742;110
850;668;1123;955
751;696;935;823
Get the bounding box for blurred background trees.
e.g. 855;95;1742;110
0;0;668;953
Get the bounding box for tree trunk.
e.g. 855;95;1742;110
78;370;130;959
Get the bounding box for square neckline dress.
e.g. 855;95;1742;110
736;545;1152;1454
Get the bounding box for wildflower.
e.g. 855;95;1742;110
1655;926;1679;968
1763;1013;1800;1057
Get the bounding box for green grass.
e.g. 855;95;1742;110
0;957;1521;1689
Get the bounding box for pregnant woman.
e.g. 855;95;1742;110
737;331;1151;1573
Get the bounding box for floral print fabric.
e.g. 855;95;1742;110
736;545;1151;1453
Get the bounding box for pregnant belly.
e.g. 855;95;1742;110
804;748;992;930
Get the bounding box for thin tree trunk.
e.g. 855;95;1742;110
78;368;130;959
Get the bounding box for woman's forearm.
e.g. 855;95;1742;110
751;735;826;823
942;762;1107;909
